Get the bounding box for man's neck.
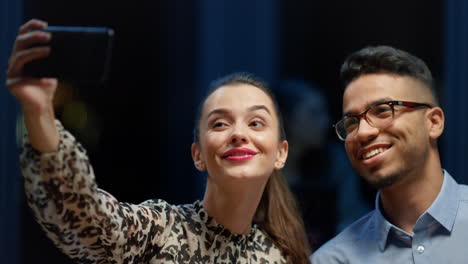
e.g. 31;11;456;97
379;162;444;234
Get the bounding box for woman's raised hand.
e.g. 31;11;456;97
6;19;57;114
7;19;60;153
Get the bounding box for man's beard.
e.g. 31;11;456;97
363;169;407;189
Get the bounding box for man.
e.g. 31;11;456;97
311;45;468;263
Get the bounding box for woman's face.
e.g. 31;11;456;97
192;84;288;183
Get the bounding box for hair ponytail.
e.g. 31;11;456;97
255;170;311;264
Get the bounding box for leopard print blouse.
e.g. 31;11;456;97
20;121;287;264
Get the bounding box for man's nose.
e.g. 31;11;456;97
354;118;379;143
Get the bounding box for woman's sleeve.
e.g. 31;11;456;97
20;120;174;263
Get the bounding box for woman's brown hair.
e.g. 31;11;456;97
194;72;311;263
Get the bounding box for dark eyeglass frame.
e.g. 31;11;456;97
333;100;433;141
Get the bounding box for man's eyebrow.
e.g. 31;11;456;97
343;97;393;117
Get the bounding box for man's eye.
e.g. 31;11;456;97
343;118;358;131
372;105;392;118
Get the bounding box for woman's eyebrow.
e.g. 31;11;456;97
206;108;229;119
207;105;271;118
247;105;271;115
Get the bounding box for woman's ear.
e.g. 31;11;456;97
274;140;289;170
191;143;206;171
427;106;445;140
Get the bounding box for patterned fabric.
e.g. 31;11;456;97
20;121;286;264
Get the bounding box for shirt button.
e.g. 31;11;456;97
416;245;425;253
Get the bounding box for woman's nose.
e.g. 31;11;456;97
230;125;248;144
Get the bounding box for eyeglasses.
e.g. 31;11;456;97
334;101;433;141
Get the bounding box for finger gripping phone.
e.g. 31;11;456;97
23;26;114;83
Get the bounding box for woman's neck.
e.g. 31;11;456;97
202;178;268;234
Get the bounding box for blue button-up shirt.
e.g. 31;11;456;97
310;170;468;263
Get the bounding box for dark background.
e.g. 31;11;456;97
5;0;468;263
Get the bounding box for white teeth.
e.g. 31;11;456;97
363;148;386;160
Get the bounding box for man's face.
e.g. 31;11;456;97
343;73;433;189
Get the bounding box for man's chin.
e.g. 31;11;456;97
359;164;403;189
362;170;405;190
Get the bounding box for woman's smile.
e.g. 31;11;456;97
222;148;258;162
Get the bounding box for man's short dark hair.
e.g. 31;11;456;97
340;45;438;104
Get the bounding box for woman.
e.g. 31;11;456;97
8;19;311;263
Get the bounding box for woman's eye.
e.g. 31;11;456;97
212;122;227;129
250;120;265;128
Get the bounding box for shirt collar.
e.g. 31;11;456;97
372;170;460;252
424;170;459;233
373;192;393;252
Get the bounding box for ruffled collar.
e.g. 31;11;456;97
193;200;258;244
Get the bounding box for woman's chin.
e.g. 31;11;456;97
224;168;267;181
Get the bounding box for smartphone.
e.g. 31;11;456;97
23;26;114;83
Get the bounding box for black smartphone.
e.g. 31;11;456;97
23;26;114;83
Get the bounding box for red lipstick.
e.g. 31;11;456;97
222;148;257;161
